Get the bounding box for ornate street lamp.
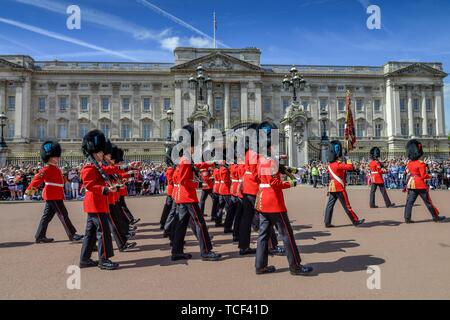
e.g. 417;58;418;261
189;65;212;105
283;66;307;103
320;108;329;163
0;112;7;148
166;109;174;141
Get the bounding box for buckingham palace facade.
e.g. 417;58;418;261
0;47;448;165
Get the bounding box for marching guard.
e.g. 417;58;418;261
404;139;446;224
160;164;175;230
369;147;395;209
254;122;313;276
26;140;83;244
197;161;215;217
324;140;365;228
79;130;119;270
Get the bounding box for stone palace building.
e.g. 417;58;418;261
0;47;448;166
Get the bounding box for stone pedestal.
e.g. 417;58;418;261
281;101;309;167
0;147;9;167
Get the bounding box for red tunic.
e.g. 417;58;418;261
166;167;175;197
218;166;232;196
81;164;109;213
26;164;65;201
196;162;214;190
236;164;246;199
172;169;179;204
369;160;385;185
328;161;353;193
230;164;240;197
118;170;129;197
255;156;291;213
212;167;221;194
174;156;199;204
242;150;260;196
407;160;430;190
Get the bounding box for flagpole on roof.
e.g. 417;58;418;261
213;12;217;49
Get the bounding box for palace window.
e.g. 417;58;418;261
375;123;382;138
282;98;290;113
337;86;345;92
427;121;434;136
301;100;309;111
263;98;272;113
400;98;406;112
356;120;365;138
426;98;433;112
413;98;420;112
374;99;381;113
80;97;89;112
356;99;364;112
338;121;345;137
231;97;239;112
101;97;110;112
57;122;68;139
414;121;421;137
7;122;14;139
215;97;223;112
122;97;130;111
121;122;131;139
100;122;110;138
143;98;152;112
142;122;152;139
79;123;90;139
337;99;345;112
401;121;408;136
319;98;328;112
163;98;171;111
37;124;46;141
59;97;68;111
7;96;15;110
38;97;46;112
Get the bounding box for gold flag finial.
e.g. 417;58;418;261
346;89;352;97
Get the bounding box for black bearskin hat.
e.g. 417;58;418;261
165;144;175;167
40;140;62;163
328;140;343;163
180;124;197;147
245;122;260;152
111;145;124;163
370;147;381;160
104;140;113;156
406;139;424;161
257;121;278;151
82;129;106;156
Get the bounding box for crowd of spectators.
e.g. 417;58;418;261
298;158;450;190
0;162;167;201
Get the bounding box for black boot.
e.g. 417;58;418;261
171;253;193;261
79;259;98;269
119;242;137;252
98;259;119;270
239;248;256;255
290;265;313;276
433;216;446;223
36;237;54;244
70;234;84;242
405;218;414;224
353;219;365;227
201;252;222;261
256;266;276;275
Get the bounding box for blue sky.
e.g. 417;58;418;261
1;0;450;133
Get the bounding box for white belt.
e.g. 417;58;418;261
239;180;242;182
214;181;220;184
245;171;252;175
220;181;225;183
371;172;379;175
259;184;270;189
45;182;64;188
174;184;179;187
232;179;240;182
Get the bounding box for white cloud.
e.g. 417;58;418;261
160;37;181;51
13;0;170;41
189;37;214;48
0;17;139;61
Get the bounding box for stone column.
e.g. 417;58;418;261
174;80;182;130
69;82;79;139
309;85;319;137
285;124;296;167
0;80;6;113
132;82;141;139
240;82;248;122
14;80;24;140
421;88;428;137
111;82;121;138
90;82;100;127
434;84;445;137
152;83;162;138
47;82;57;138
328;86;337;137
224;83;230;129
255;82;262;122
407;87;414;137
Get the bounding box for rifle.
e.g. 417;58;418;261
82;149;119;191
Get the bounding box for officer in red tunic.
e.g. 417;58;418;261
160;146;176;230
217;158;235;232
79;130;119;270
254;122;313;276
369;147;395;208
324;141;365;228
404;139;446;224
211;162;222;222
26;141;83;243
171;125;221;261
230;161;244;242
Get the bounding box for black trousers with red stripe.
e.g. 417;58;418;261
160;196;174;228
232;197;243;239
171;203;213;256
118;196;135;223
108;204;128;249
256;212;302;270
324;191;360;225
80;213;114;262
217;195;235;230
35;200;77;240
404;189;440;220
199;189;214;216
210;193;222;221
370;183;392;208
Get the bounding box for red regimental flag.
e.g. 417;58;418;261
344;91;357;150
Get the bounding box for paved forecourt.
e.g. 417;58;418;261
0;186;449;300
